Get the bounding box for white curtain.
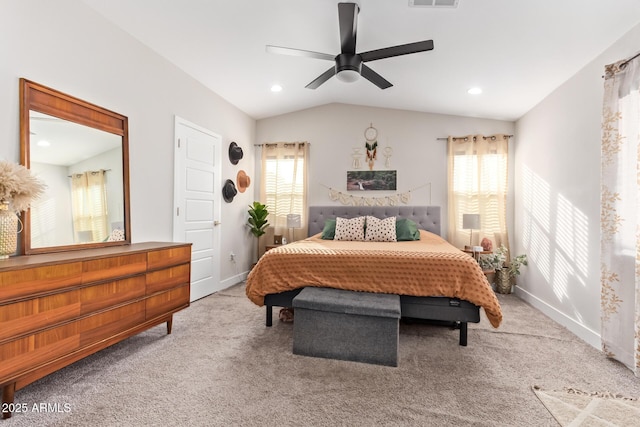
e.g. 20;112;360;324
260;142;309;243
447;134;510;253
71;170;109;243
600;53;640;376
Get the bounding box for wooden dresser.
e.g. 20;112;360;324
0;242;191;419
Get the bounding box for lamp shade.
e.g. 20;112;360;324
286;214;301;229
462;214;480;230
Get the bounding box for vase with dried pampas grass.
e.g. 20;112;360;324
0;161;46;258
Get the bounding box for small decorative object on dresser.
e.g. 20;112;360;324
0;161;46;259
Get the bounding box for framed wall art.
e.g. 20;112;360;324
346;170;397;191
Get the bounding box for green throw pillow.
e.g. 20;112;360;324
321;219;337;239
396;218;420;241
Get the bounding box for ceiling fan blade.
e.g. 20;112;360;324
338;2;358;54
266;45;335;61
360;40;434;62
305;67;337;89
361;64;393;89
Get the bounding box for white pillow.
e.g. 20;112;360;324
334;216;366;241
365;216;397;242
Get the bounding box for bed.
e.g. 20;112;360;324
245;206;502;345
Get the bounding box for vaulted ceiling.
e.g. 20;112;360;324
81;0;640;121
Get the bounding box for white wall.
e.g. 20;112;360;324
256;103;515;239
514;23;640;348
0;0;256;286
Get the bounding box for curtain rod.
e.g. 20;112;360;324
601;51;640;78
253;142;310;146
620;51;640;69
436;135;513;141
68;169;111;177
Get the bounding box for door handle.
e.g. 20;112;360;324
214;220;221;226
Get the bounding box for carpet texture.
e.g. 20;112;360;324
532;386;640;426
3;283;640;426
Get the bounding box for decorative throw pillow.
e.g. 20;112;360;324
334;216;366;241
107;228;125;242
396;218;421;241
321;219;337;239
365;216;397;242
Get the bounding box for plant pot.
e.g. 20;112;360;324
494;268;512;294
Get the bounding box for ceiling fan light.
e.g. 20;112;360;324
336;70;360;83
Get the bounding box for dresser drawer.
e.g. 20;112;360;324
0;276;146;343
0;292;80;343
78;301;146;347
80;275;146;314
0;322;80;382
145;284;190;320
147;245;191;271
82;253;147;284
0;262;83;302
146;264;190;295
0;301;146;382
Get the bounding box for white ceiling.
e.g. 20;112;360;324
81;0;640;121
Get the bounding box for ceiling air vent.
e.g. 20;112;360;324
409;0;459;8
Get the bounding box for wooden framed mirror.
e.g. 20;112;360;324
19;78;131;254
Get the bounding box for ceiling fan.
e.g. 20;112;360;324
266;2;434;90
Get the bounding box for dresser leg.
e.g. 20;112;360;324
166;316;173;334
2;382;16;419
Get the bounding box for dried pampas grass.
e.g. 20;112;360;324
0;160;46;213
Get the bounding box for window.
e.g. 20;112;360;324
447;135;509;251
260;142;308;240
71;170;109;242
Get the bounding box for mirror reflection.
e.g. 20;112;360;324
29;111;125;248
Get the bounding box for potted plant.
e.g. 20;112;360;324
478;245;507;271
0;160;46;258
247;201;269;262
479;246;528;294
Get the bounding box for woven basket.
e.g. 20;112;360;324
494;268;512;294
0;203;19;259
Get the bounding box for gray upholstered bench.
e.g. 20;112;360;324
292;287;401;367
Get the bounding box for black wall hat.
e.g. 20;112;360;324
222;179;238;203
228;142;244;165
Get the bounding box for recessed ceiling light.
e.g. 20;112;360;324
37;140;51;147
271;84;282;92
468;87;482;95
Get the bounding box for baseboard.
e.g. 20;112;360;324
514;286;601;350
219;271;249;291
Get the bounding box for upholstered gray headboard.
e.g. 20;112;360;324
308;206;441;236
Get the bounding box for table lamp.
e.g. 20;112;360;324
286;213;301;243
462;214;480;249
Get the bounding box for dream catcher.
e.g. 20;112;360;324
364;124;378;170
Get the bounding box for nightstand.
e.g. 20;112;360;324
462;248;491;261
265;244;282;252
462;249;495;276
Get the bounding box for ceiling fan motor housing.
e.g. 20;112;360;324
336;53;362;74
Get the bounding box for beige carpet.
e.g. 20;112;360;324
3;283;640;426
532;386;640;426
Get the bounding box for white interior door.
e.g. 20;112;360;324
173;116;221;302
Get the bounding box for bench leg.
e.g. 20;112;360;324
459;322;468;346
266;305;273;327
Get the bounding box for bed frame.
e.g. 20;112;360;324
263;205;481;346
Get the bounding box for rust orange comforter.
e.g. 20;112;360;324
245;230;502;327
